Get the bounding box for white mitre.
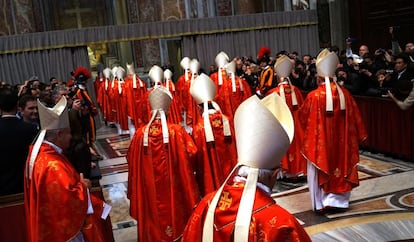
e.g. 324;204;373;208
202;93;294;242
27;96;70;179
316;48;345;111
274;55;298;106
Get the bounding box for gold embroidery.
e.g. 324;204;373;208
165;225;173;237
334;168;341;177
268;216;277;227
211;118;222;127
218;191;232;210
149;125;159;134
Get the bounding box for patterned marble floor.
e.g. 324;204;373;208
94;126;414;242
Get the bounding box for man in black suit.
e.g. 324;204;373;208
391;53;414;100
0;86;38;195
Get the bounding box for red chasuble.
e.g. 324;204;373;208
126;120;201;241
94;75;105;110
209;70;225;97
124;75;147;128
24;143;107;242
182;182;311;242
299;83;368;193
101;78;115;123
267;84;307;176
215;76;252;118
192;112;238;196
109;79;129;130
108;80;120;123
175;73;199;126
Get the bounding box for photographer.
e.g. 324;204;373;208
290;60;306;89
387;54;414;100
373;48;394;72
365;69;394;97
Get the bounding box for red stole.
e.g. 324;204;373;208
192;112;238;196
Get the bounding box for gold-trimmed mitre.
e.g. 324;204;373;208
190;73;217;104
234;93;294;169
274;55;293;78
38;96;69;130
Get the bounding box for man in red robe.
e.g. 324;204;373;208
299;49;368;213
24;96;112;242
266;55;307;179
123;63;147;137
217;60;253;118
126;86;200;241
175;57;194;126
190;73;238;196
210;51;229;96
182;94;310;242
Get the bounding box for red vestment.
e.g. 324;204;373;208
24;143;108;242
192;111;238;196
182;182;311;242
209;70;226;100
175;73;199;126
215;75;252;118
299;83;367;193
267;84;307;176
141;87;183;125
113;80;129;130
124;75;148;128
126;120;201;241
94;75;105;110
101;78;114;123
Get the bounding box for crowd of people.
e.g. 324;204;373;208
0;33;413;241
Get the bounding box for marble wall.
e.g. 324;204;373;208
0;0;41;36
0;0;264;69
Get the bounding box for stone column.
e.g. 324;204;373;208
328;0;350;50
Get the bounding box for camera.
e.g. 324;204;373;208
378;87;394;97
385;69;394;74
